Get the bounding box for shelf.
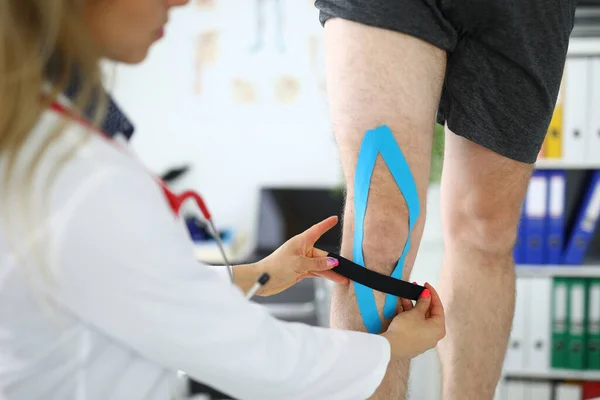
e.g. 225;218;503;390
568;37;600;56
504;369;600;381
516;265;600;278
535;159;600;170
570;37;600;55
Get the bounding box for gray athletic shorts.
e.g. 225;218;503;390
315;0;577;163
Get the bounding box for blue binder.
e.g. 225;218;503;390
562;170;600;265
514;204;527;265
524;170;549;265
546;170;567;265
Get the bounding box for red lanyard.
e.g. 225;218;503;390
48;101;212;220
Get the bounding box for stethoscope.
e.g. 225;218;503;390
156;183;270;298
49;100;270;298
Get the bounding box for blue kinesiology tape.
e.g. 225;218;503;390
353;125;420;334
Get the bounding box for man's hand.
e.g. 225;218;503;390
255;216;350;296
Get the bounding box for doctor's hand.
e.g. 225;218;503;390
255;216;349;297
382;282;446;359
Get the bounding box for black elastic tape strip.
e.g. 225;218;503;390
328;252;425;301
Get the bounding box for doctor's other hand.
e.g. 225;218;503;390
255;216;349;297
382;282;446;359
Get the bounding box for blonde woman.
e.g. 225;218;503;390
0;1;445;399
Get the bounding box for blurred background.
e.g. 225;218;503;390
105;1;600;399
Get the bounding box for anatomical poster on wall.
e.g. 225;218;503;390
194;30;219;95
309;35;325;92
232;79;257;104
196;0;217;10
274;75;300;104
250;0;286;53
185;0;326;109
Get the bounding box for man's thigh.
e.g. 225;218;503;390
317;14;447;331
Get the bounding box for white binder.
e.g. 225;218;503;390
494;379;506;400
556;383;582;400
527;382;552;400
588;57;600;163
525;278;552;372
562;57;591;163
504;381;527;400
505;278;530;371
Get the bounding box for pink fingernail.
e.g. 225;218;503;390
327;257;339;267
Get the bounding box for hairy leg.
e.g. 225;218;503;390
323;19;446;399
437;128;533;400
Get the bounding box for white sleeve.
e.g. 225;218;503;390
203;264;231;281
53;166;390;400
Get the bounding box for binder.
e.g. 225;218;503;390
587;278;600;370
562;57;590;163
566;278;588;370
587;58;600;163
504;381;526;400
526;277;552;372
562;170;600;265
524;171;548;264
556;383;583;400
514;204;527;265
527;382;552;400
546;170;566;265
546;77;565;159
506;278;529;370
582;381;600;399
494;380;506;400
551;277;569;368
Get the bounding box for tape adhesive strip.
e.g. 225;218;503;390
353;125;420;333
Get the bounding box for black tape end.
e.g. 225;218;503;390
327;252;425;300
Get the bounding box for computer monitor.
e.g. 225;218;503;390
255;187;345;255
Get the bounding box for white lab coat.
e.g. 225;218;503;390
0;97;390;400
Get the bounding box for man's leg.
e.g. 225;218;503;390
437;129;533;400
323;19;446;399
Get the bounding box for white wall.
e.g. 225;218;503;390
107;1;340;255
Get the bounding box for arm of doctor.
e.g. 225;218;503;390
53;166;390;400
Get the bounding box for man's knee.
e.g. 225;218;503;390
443;190;520;259
343;187;427;277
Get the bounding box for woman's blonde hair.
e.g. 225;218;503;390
0;1;108;283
